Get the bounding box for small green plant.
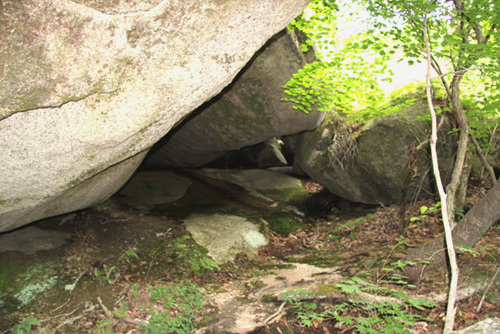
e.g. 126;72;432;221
130;284;141;298
11;317;41;334
375;237;430;286
476;243;500;261
282;278;436;332
96;318;115;334
455;245;480;258
294;301;322;328
119;249;141;270
410;202;441;223
281;289;323;327
330;217;365;236
333;277;437;333
378;259;417;286
249;279;265;289
94;265;119;283
97;327;115;334
142;280;205;334
114;301;129;318
171;235;219;276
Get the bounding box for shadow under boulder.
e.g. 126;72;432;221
143;29;324;170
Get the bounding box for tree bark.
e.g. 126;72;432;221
403;178;500;281
455;154;471;215
446;74;469;227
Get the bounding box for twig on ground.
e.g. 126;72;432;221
263;301;287;326
52;315;83;333
51;298;72;314
42;305;82;322
145;254;158;284
477;265;500;312
99;216;133;225
97;296;148;326
97;296;113;318
64;271;86;294
47;302;96;333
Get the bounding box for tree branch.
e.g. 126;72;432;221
470;134;497;185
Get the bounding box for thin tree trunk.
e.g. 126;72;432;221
445;0;470;226
455;154;471;215
446;74;469;227
423;19;459;333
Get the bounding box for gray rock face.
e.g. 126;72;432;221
197;168;309;204
295;101;456;204
0;226;70;255
143;29;325;169
112;171;192;211
0;0;310;232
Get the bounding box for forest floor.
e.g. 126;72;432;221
0;173;498;334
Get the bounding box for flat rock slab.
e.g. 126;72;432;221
113;171;191;210
184;213;270;264
195;263;342;334
0;226;70;255
196;168;308;203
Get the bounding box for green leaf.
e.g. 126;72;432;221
114;310;126;317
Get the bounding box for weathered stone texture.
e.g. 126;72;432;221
294;101;456;204
0;0;310;232
143;29;324;169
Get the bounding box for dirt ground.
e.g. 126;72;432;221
0;175;498;334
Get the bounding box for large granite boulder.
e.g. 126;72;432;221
294;101;456;204
143;28;325;169
0;0;310;232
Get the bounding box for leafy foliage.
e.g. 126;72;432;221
283;278;436;332
96;318;115;334
170;235;219;276
283;41;390;117
11;317;41;334
286;0;499;139
359;0;500;152
142;280;205;334
283;0;393;121
287;0;338;56
410;201;441;223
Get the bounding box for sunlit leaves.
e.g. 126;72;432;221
283;1;392;121
356;0;500;156
285;0;499;134
288;0;338;56
359;0;500;76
